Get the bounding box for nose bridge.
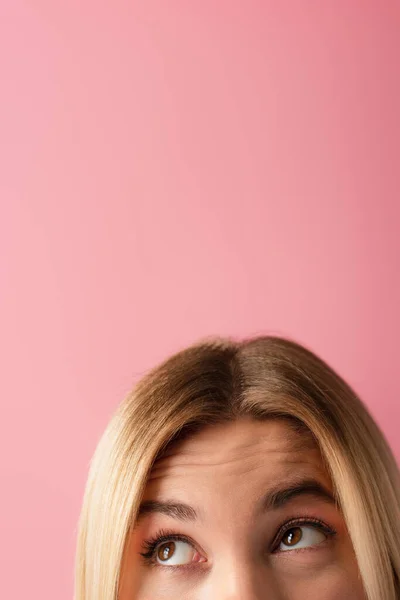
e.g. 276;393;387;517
198;498;279;600
202;554;279;600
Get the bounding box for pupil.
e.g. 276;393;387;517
158;541;175;561
284;527;302;546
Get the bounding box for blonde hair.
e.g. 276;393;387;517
74;335;400;600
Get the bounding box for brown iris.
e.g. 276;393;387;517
157;541;176;561
282;527;303;546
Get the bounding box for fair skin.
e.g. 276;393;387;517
119;418;366;599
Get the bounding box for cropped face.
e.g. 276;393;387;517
119;418;366;599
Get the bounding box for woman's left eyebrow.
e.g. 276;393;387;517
260;478;337;512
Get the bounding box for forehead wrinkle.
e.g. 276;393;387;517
148;446;325;486
154;446;285;469
155;432;315;466
157;422;316;465
147;419;322;487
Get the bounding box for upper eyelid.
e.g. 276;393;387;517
140;530;202;558
274;516;334;538
271;518;336;551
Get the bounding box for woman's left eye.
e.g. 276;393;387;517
278;525;327;552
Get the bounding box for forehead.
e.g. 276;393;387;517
146;418;327;487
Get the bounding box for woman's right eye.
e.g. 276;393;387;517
154;539;201;566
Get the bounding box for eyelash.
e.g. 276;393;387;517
272;516;336;552
139;517;337;568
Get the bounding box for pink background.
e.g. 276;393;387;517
1;1;399;598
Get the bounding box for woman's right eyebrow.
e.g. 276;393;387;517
135;499;199;525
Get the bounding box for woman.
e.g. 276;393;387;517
74;335;400;599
